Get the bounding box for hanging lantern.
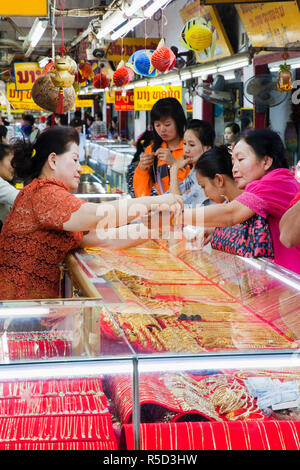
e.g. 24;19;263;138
151;39;176;73
49;54;77;114
32;73;76;113
126;51;158;78
78;62;94;81
277;63;293;92
180;18;216;58
113;61;130;87
93;72;110;89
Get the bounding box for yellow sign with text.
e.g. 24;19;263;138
0;0;48;16
134;86;182;111
75;96;94;108
13;62;43;91
6;82;43;111
236;1;300;47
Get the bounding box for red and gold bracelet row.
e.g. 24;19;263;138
0;377;105;399
0;395;109;417
0;415;112;442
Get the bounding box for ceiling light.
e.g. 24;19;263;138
192;66;218;78
96;11;125;39
111;17;143;41
24;18;48;57
28;18;48;47
180;71;192;81
124;0;151;16
144;0;170;18
217;58;249;73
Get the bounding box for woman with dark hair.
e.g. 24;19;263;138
0;125;8;144
126;129;154;198
169;119;215;207
133;97;188;197
183;129;300;273
0;144;18;226
0;126;182;300
224;122;240;149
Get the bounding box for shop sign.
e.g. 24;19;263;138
236;1;300;47
115;91;134;111
6;82;43;111
13;62;43;91
179;1;233;64
106;90;115;104
134;86;182;111
106;38;161;62
75;96;94;108
0;0;48;15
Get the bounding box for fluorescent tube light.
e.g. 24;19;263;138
28;18;48;47
144;0;170;18
217;58;249;73
180;71;192;81
192;66;218;78
124;0;151;16
96;11;125;39
111;17;143;41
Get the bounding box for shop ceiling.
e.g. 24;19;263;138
0;0;117;67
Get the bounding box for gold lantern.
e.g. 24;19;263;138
277;63;293;93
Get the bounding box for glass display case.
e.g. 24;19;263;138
86;141;135;193
2;240;300;450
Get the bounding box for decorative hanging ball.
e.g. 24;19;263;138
277;63;293;93
151;40;176;73
113;65;130;87
126;66;135;82
185;23;212;51
180;18;214;52
78;62;94;81
93;72;110;89
75;71;86;84
133;49;155;76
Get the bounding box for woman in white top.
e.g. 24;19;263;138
0;144;18;226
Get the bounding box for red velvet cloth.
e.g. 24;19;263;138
123;421;300;450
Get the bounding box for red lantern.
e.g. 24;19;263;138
78;62;94;80
93;72;110;89
75;71;86;84
151;45;176;73
113;66;130;87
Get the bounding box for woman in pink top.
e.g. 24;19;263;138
184;129;300;274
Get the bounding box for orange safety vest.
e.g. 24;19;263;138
133;140;190;197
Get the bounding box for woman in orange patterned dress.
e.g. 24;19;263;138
0;126;181;300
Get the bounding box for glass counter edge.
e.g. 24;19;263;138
0;350;299;381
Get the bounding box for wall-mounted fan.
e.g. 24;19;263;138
244;74;288;111
196;74;235;108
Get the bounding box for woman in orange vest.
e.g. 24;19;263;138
133;98;190;197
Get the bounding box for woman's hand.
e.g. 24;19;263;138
155;148;175;166
203;227;215;245
139;152;155;171
152;193;184;217
172;155;192;170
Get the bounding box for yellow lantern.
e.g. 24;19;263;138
186;23;213;51
277;63;293;92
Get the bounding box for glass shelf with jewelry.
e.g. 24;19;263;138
2;235;300;451
63;237;300;450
